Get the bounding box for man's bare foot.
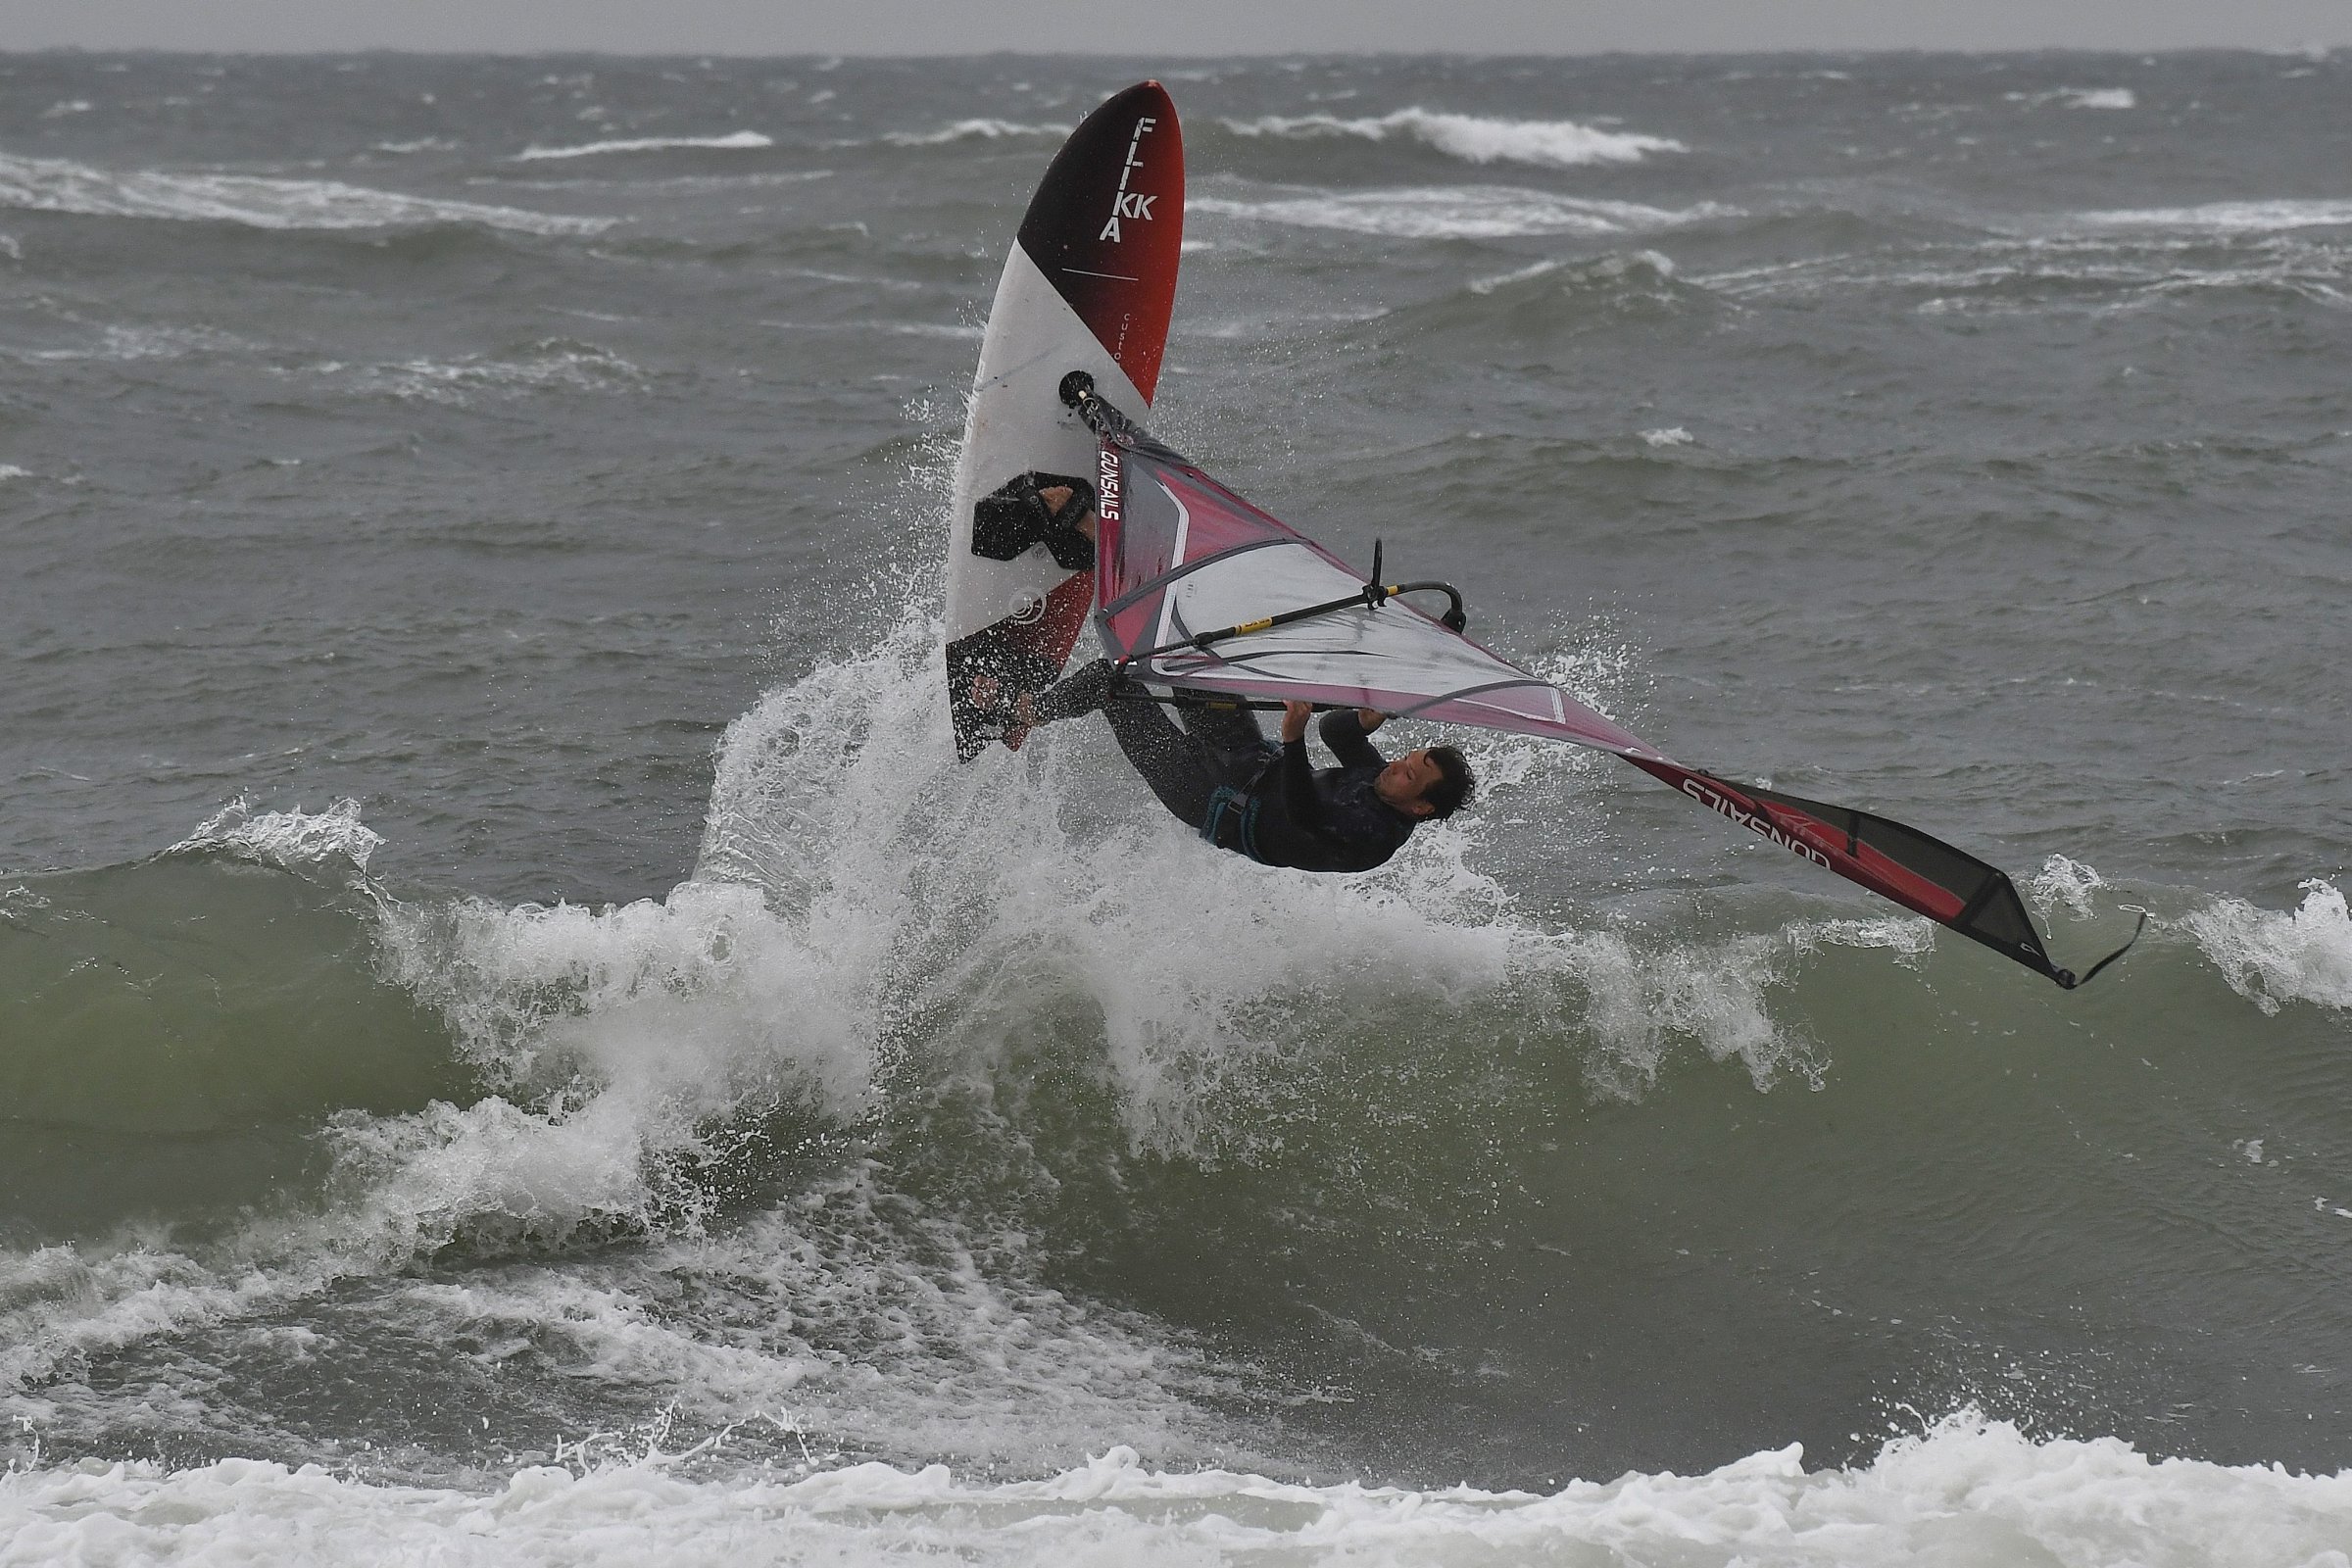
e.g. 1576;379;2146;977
1037;485;1098;541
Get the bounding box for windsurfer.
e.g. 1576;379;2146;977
1033;661;1474;873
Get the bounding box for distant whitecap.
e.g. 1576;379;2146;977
880;119;1071;146
1195;184;1725;240
1222;107;1686;169
2074;199;2352;233
0;150;611;234
516;130;773;161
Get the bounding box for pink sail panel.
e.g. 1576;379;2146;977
1091;441;1668;761
1085;427;2116;988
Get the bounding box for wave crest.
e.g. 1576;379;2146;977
0;151;611;235
12;1410;2350;1563
516;131;773;161
1223;107;1685;169
1195;186;1721;240
169;797;384;879
2072;198;2352;234
880;120;1070;147
2181;879;2352;1014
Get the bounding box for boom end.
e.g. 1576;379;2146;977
2053;908;2149;991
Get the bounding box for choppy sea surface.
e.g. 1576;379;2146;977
3;49;2350;1565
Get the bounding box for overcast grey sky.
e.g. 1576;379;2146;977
11;0;2350;56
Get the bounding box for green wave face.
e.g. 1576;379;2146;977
1;856;467;1246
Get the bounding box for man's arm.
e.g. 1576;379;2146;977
1318;708;1387;770
1278;701;1328;831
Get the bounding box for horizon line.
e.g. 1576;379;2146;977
4;42;2346;62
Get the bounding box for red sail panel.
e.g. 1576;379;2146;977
1625;758;2069;983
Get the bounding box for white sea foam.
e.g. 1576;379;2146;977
0;1157;1218;1473
0;151;611;234
169;797;384;877
2012;86;2139;110
1466;257;1563;293
7;1413;2350;1566
2074;199;2352;233
1642;426;1695;447
383;1173;1222;1466
2027;852;2107;920
1705;232;2352;315
1194;185;1719;240
10;320;257;366
515;130;772;161
1223;107;1686;169
692;598;1877;1135
2181;878;2352;1015
0;464;30;480
345;340;643;405
880;119;1069;146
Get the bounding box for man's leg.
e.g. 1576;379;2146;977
1100;694;1227;828
1030;659;1121;724
1029;665;1261;830
1175;698;1273;773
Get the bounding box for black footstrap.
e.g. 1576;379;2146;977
971;471;1098;569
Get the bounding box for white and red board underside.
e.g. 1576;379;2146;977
944;81;1183;760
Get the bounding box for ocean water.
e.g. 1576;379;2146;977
3;48;2350;1565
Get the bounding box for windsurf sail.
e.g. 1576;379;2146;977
1067;374;2140;990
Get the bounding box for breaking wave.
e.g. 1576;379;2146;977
3;583;2340;1507
0;589;1929;1404
168;798;385;877
0;151;612;235
1194;185;1723;240
2180;878;2352;1015
6;1412;2350;1566
2011;86;2139;110
880;120;1070;146
515;131;773;161
1222;108;1686;169
317;339;645;405
2070;198;2352;233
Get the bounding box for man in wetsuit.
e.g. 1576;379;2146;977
1033;661;1475;873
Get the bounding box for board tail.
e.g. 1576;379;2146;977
946;81;1185;761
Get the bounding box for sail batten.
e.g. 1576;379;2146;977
1094;441;1664;760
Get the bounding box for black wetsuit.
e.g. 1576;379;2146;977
1102;697;1419;873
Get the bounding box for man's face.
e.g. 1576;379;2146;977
1375;749;1442;817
